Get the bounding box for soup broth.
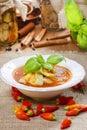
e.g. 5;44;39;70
13;65;72;88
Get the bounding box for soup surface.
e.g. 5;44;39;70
13;65;72;87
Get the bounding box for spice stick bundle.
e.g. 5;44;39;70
18;22;35;38
35;28;47;42
46;29;70;40
33;37;72;48
21;33;30;45
21;30;35;47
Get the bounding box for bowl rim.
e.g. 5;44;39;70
0;55;86;92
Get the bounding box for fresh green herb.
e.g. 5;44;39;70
36;54;45;64
42;62;53;70
64;0;87;51
67;21;80;32
77;33;87;51
65;0;83;26
24;54;65;74
70;31;78;40
47;54;64;65
24;57;41;73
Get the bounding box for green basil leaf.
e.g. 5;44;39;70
47;54;65;65
24;57;41;73
36;54;45;64
42;62;53;70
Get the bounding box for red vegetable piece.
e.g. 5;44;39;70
40;113;56;121
60;118;72;129
41;106;59;113
66;99;76;106
56;96;73;105
35;104;43;116
16;109;30;120
11;86;24;102
22;100;32;108
66;108;80;116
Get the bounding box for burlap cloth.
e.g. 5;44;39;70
0;49;87;130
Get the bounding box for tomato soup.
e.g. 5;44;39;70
13;65;72;87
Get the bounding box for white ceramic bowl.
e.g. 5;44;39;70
0;55;86;100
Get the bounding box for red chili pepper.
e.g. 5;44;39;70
16;109;30;120
80;106;87;112
20;105;29;112
72;84;79;89
20;100;32;112
40;113;56;121
66;108;80;116
41;106;59;113
14;105;20;113
11;86;24;102
22;100;32;108
60;117;72;129
12;86;20;93
35;104;59;116
73;81;85;89
79;81;85;87
66;106;87;116
66;99;76;106
12;92;24;102
26;108;35;117
72;81;85;93
35;104;43;116
56;96;73;105
64;104;87;111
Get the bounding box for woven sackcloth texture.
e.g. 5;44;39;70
0;50;87;130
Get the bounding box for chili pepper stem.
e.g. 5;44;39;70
18;96;24;102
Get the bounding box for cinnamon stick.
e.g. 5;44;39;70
33;37;72;48
46;29;70;40
34;28;47;42
18;22;35;38
21;30;35;47
21;32;30;45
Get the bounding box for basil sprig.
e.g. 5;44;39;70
47;54;65;65
36;54;45;64
24;57;41;73
24;54;65;73
42;62;53;70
